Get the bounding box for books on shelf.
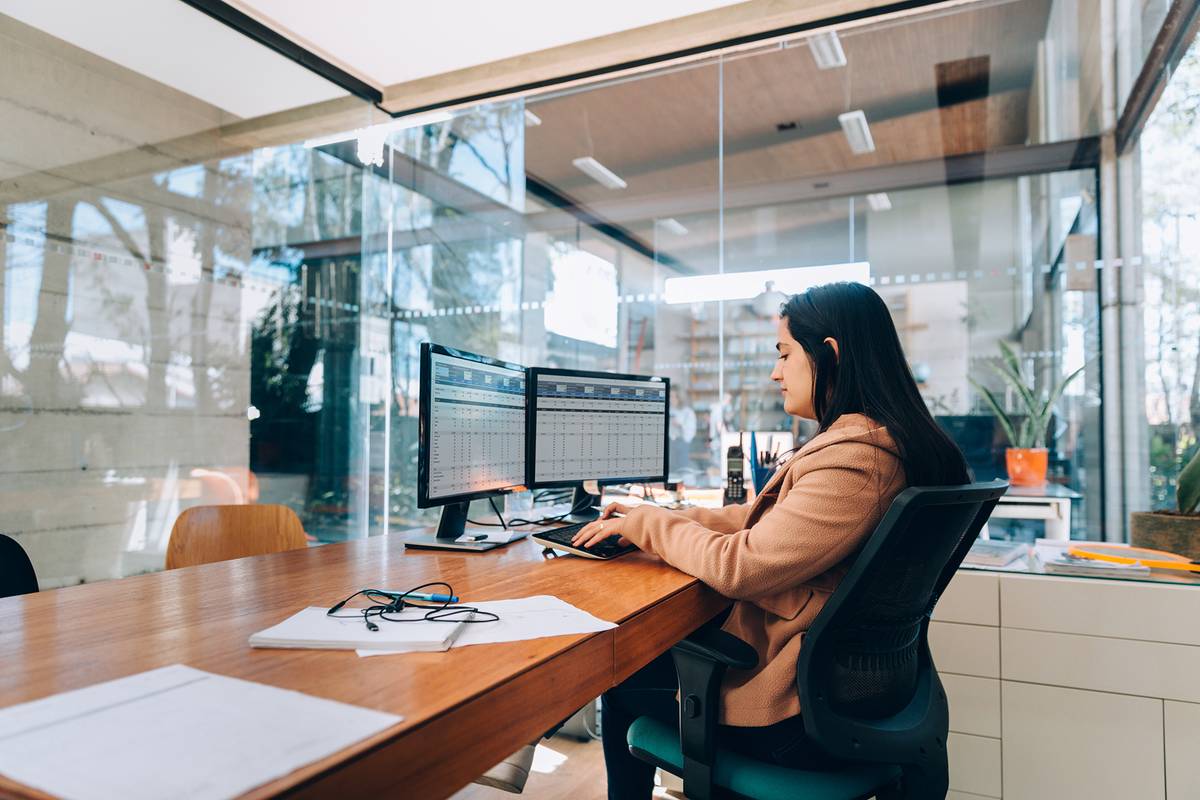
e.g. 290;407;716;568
962;539;1028;567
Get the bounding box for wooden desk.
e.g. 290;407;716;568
0;534;727;799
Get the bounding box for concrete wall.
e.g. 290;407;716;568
1;15;255;586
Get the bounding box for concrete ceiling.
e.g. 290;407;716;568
225;0;750;88
0;0;348;119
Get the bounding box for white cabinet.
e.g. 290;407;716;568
1001;681;1164;800
932;570;1200;799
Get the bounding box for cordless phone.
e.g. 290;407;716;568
723;443;746;506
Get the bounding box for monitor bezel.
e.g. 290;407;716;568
417;341;529;509
525;366;670;490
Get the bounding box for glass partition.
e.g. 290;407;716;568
1;0;1181;586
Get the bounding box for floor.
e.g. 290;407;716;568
449;734;679;800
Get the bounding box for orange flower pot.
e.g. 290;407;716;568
1005;447;1048;487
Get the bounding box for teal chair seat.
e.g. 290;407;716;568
628;716;901;800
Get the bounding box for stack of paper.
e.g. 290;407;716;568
0;664;400;800
963;539;1028;567
356;595;617;657
250;606;467;651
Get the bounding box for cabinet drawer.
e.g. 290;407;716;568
936;571;1000;626
944;674;1001;738
1002;681;1164;800
948;732;1001;798
1000;573;1200;645
1001;628;1200;703
929;622;1000;678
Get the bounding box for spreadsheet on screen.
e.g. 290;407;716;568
428;351;526;499
533;374;666;483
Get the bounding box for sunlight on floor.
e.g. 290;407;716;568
530;743;569;774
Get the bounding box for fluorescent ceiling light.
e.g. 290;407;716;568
524;109;543;127
572;156;627;190
866;192;892;211
808;31;847;70
657;218;689;235
838;110;876;155
664;262;871;305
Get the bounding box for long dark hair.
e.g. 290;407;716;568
781;282;969;487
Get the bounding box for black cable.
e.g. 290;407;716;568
466;496;511;527
488;496;508;529
327;582;500;631
506;492;596;527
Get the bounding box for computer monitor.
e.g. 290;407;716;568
527;368;669;519
413;342;527;550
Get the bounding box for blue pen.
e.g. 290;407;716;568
382;590;459;604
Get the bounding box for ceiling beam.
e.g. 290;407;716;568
380;0;958;115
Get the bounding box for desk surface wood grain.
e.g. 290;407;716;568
0;533;727;799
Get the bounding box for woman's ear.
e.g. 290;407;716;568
823;337;840;362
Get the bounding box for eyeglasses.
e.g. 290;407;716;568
326;582;500;632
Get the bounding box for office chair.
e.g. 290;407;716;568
0;534;39;598
166;504;307;569
626;480;1008;800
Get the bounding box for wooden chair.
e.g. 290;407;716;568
166;505;307;570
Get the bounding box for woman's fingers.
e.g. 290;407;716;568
571;518;626;549
600;502;633;519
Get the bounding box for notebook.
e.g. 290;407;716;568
250;606;467;652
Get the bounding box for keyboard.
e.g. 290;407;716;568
530;522;637;560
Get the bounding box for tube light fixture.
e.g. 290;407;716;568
808;31;847;70
838;110;876;155
572;156;627;189
866;192;892;211
657;218;689;235
663;262;870;305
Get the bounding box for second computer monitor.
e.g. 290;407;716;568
528;368;669;488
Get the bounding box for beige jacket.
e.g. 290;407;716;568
619;413;906;726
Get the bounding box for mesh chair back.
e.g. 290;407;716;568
0;534;39;598
796;481;1007;765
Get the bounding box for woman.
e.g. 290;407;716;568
572;282;969;798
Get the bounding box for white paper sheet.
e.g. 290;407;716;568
0;664;401;800
357;595;616;657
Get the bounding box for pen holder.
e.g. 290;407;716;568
751;464;776;495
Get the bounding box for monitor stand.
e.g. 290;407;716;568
566;485;602;523
403;500;528;552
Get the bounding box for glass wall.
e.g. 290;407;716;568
1140;38;1200;511
0;7;382;583
3;0;1174;585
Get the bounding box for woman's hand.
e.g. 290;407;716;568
571;502;636;550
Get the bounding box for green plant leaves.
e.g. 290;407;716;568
968;377;1024;447
971;343;1089;450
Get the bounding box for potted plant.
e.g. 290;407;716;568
969;341;1085;487
1131;449;1200;559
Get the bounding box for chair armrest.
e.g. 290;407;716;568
669;630;758;800
673;627;759;671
